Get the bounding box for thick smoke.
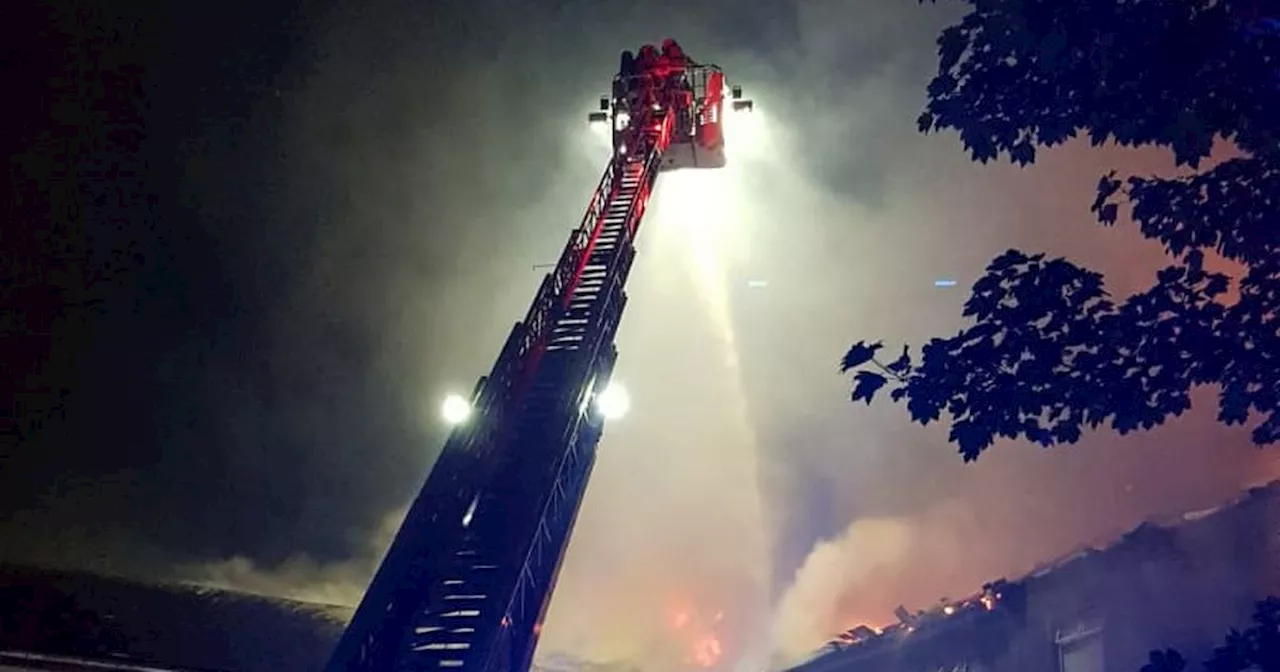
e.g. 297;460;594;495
771;518;913;663
185;509;405;609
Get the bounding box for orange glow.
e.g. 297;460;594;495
672;611;690;629
666;600;727;667
692;635;723;668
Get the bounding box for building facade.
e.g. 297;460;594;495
0;565;349;672
789;482;1280;672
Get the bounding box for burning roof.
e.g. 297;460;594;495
797;480;1280;668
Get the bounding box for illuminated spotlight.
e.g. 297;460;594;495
585;114;615;155
588;110;610;136
595;382;631;420
441;393;472;425
747;279;768;288
934;279;958;287
722;103;763;153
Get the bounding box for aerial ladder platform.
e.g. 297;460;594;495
323;40;753;672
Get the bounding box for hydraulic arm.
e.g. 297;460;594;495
324;40;748;672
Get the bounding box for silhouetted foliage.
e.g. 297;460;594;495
845;0;1280;460
1142;649;1187;672
1140;598;1280;672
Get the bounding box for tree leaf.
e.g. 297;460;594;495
851;371;888;405
840;340;883;372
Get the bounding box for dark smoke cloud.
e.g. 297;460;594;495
3;0;1275;669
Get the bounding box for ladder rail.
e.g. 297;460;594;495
486;148;664;672
322;106;673;672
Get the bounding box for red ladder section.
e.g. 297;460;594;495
323;111;673;672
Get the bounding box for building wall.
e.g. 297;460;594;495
0;651;202;672
1023;483;1280;672
0;565;348;672
790;483;1280;672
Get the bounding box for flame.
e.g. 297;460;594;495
692;635;723;668
667;600;726;668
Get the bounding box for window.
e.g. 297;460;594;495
1056;620;1104;672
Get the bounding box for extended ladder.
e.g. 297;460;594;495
324;112;673;672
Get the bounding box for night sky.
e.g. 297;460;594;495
3;0;1276;669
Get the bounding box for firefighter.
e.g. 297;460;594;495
617;49;637;103
636;44;660;73
619;49;637;78
661;39;688;67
